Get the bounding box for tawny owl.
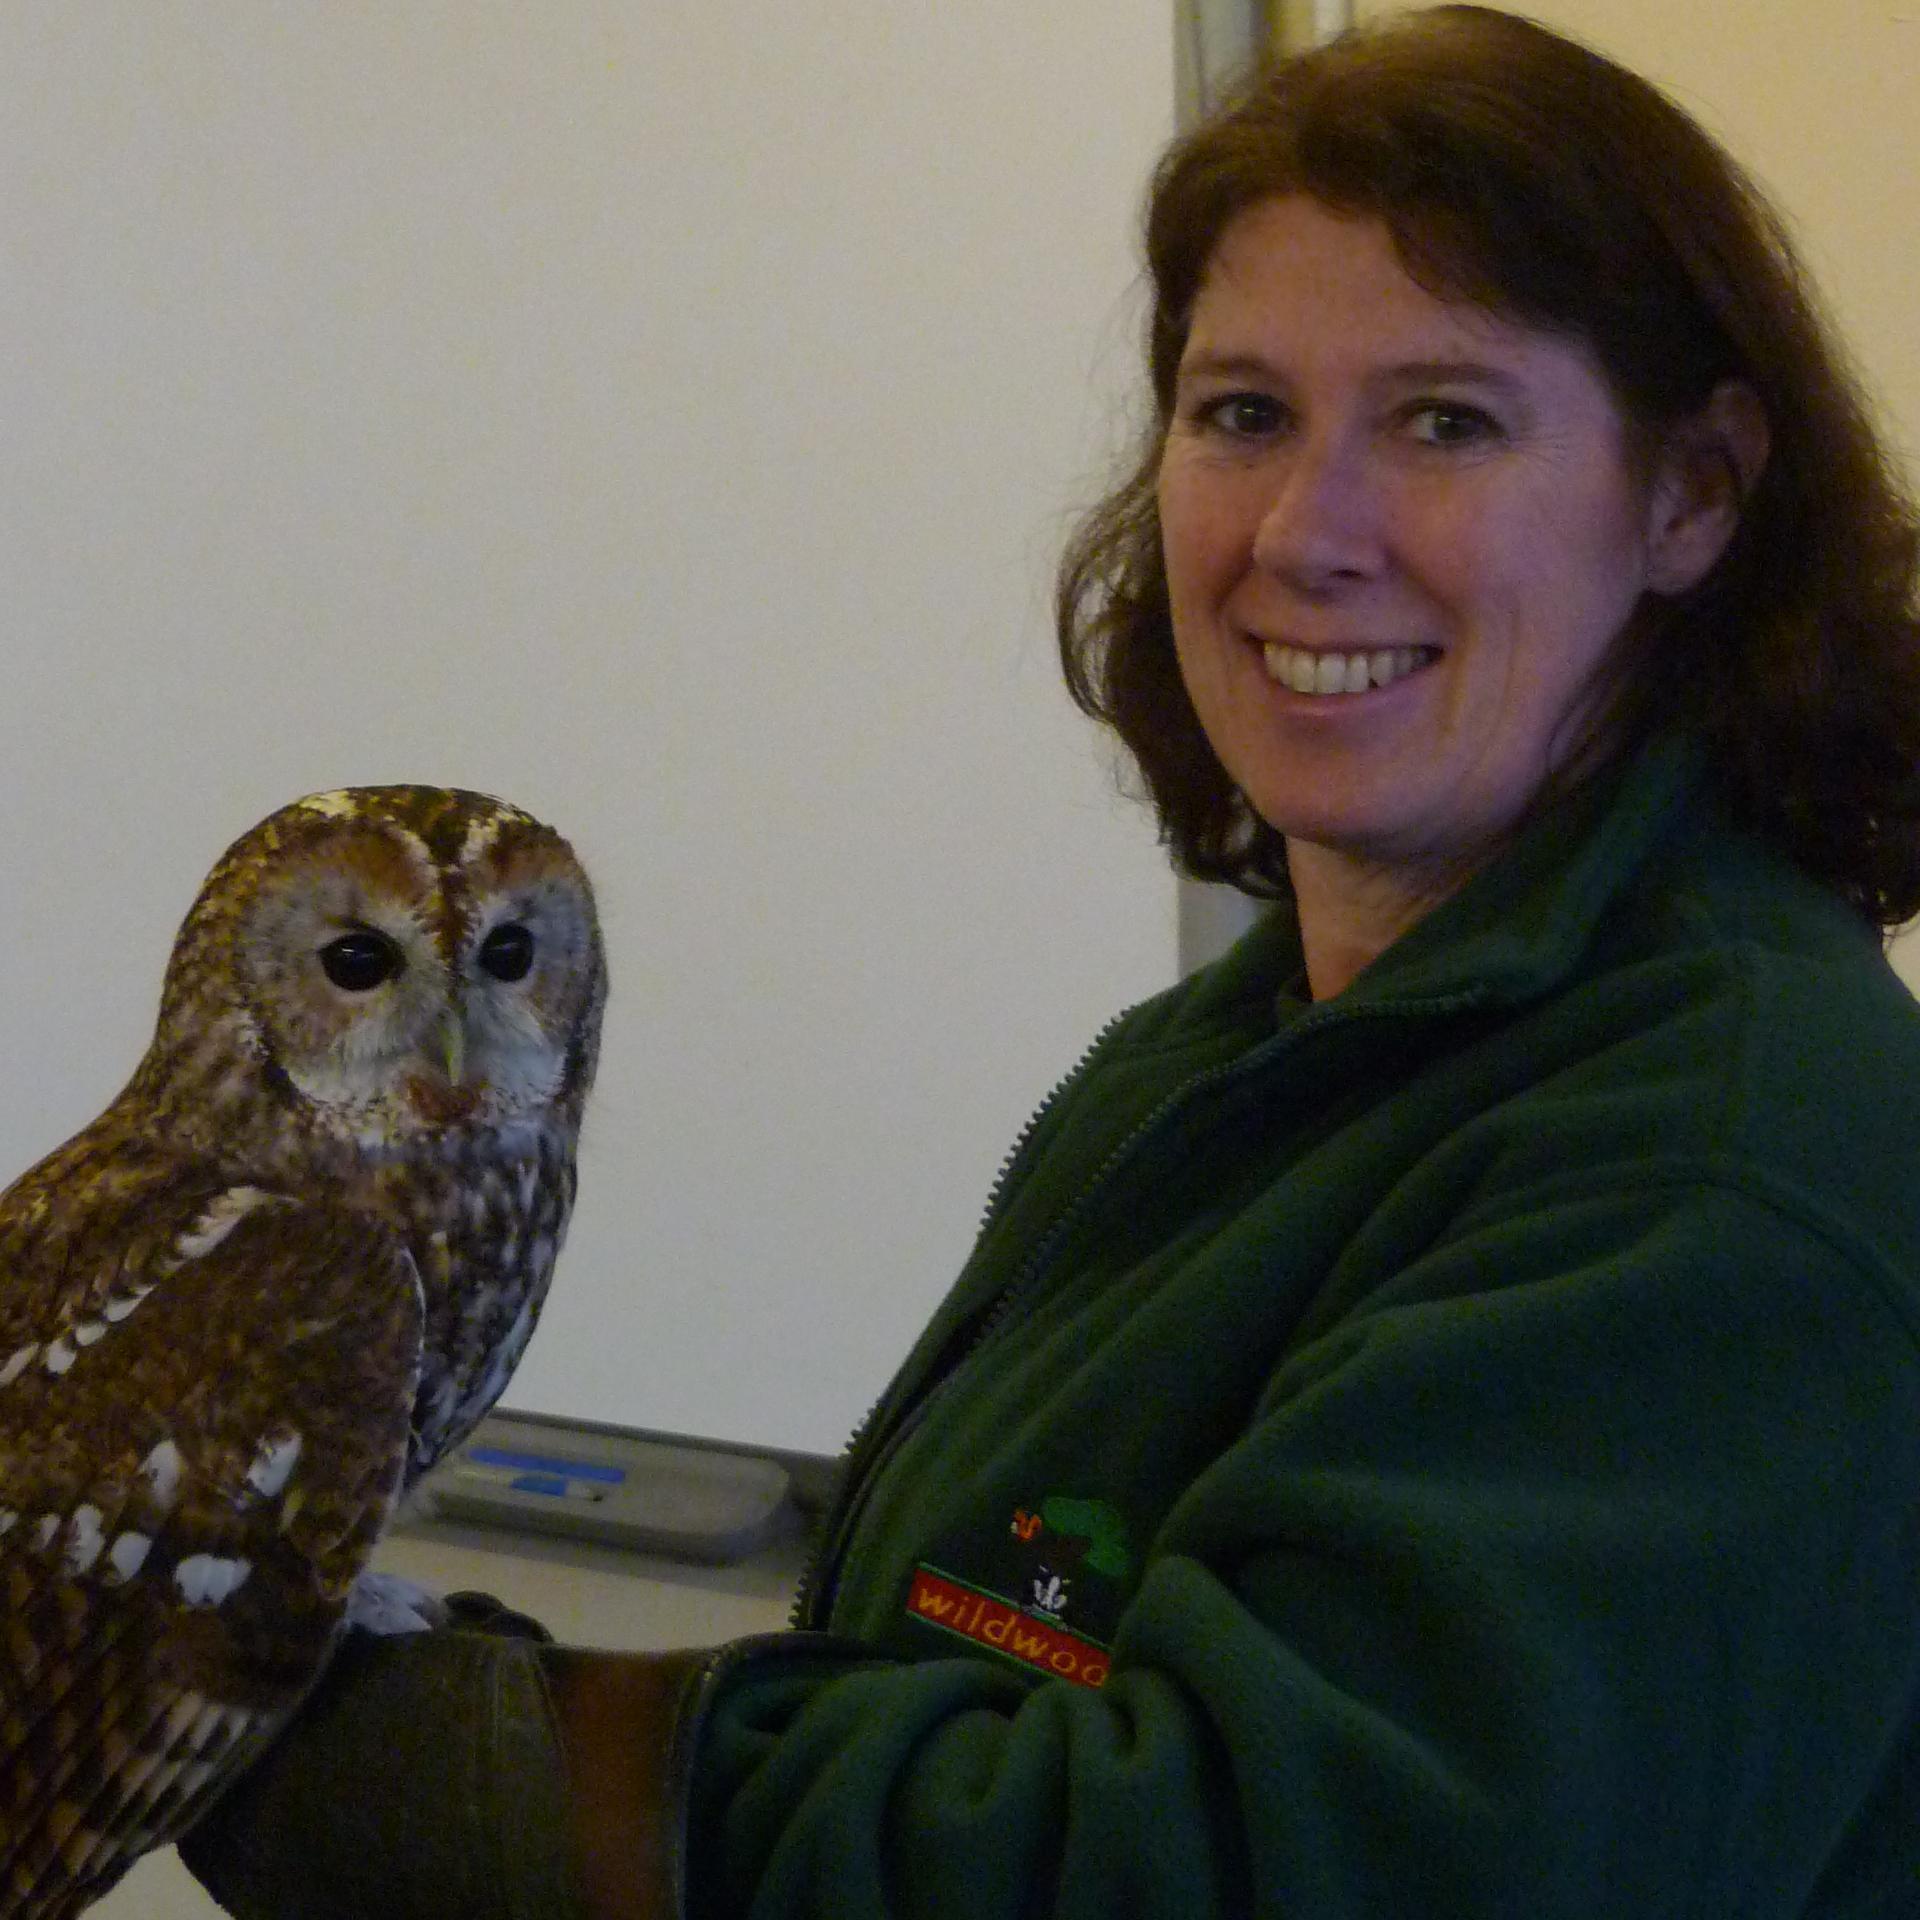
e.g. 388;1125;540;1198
0;785;605;1918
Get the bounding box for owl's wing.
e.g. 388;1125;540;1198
0;1168;423;1918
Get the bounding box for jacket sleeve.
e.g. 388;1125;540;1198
672;1177;1920;1917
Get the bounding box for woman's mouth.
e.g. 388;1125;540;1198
1261;642;1438;697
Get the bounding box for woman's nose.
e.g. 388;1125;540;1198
1248;432;1382;591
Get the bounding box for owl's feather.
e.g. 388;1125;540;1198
0;788;603;1917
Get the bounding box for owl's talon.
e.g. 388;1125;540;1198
347;1570;450;1636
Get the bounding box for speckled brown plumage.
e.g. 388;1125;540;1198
0;787;604;1917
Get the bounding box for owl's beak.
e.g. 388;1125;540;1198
430;1009;467;1087
402;1009;479;1126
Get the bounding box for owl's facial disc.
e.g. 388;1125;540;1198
234;825;599;1145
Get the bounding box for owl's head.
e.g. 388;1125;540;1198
146;787;605;1156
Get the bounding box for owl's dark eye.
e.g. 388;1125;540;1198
478;922;535;983
319;930;404;993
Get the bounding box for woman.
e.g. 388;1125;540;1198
185;8;1920;1914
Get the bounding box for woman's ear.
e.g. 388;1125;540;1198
1645;379;1771;595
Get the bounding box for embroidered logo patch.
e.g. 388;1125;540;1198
908;1566;1111;1689
903;1493;1134;1690
1009;1495;1132;1618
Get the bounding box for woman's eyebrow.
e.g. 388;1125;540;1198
1173;351;1283;385
1379;359;1531;398
1175;352;1531;397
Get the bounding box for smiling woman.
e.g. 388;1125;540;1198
1063;5;1920;950
1155;196;1768;994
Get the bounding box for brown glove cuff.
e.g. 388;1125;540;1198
541;1643;715;1918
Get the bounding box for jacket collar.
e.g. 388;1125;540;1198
1214;734;1706;1025
1350;732;1704;1010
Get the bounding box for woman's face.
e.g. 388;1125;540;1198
1157;195;1689;891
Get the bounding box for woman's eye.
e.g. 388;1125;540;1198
1406;400;1501;447
319;930;404;993
1196;391;1286;439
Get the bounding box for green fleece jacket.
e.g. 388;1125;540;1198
682;737;1920;1917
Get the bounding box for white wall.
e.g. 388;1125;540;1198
0;5;1179;1455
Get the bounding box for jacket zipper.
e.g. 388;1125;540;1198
791;982;1490;1631
789;1007;1133;1629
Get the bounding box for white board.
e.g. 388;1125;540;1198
0;4;1179;1456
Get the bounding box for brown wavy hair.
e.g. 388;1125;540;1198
1058;4;1920;926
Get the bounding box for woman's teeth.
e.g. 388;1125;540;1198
1262;643;1433;696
